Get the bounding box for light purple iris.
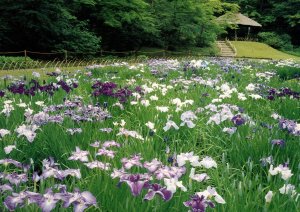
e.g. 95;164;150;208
279;118;300;136
32;172;41;182
90;141;100;148
60;169;81;179
29;189;61;212
4;173;28;186
102;140;120;148
96;148;115;158
154;166;186;180
84;161;111;170
68;147;89;162
4;192;26;211
0;158;23;168
60;188;97;212
4;191;37;211
121;154;143;170
144;183;173;201
111;168;128;179
143;158;163;172
0;183;13;192
41;158;81;180
4;186;97;212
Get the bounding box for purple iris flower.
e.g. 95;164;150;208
154;166;186;180
0;184;13;193
183;195;215;212
102;140;120;148
29;189;60;212
4;173;28;186
32;172;41;182
0;90;5;97
120;174;150;196
4;191;37;211
144;183;173;201
0;158;23;168
60;188;97;212
279;118;300;136
143;159;162;173
231;115;246;126
121;154;143;170
271;139;285;147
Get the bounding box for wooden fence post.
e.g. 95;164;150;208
134;50;138;59
24;50;27;64
64;50;68;62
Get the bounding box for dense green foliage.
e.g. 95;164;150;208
258;32;293;50
0;0;236;54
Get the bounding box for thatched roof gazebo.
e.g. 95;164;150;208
217;13;262;40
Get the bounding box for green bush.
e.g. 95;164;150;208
0;56;35;70
258;31;293;50
276;66;300;80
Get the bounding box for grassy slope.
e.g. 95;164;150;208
139;44;220;57
232;41;300;60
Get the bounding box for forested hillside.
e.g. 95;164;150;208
0;0;236;53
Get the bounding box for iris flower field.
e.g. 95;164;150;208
0;58;299;212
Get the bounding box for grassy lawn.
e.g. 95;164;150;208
232;41;300;60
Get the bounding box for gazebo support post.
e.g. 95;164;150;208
247;27;251;40
235;28;237;41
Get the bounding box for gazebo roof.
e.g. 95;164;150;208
217;13;262;27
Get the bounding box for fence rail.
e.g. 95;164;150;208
0;49;217;71
0;49;275;71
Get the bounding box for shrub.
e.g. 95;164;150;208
258;32;293;50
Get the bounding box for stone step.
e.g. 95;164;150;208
219;49;234;52
216;40;236;57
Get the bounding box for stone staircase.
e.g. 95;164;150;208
216;40;236;57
